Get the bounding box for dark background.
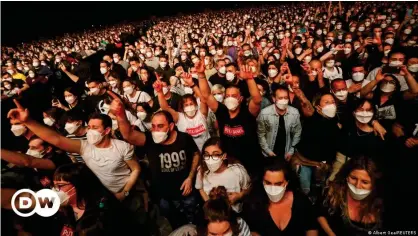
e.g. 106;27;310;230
1;1;275;47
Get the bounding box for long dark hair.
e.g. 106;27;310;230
323;156;383;225
53;163;116;209
197;186;240;236
244;158;301;212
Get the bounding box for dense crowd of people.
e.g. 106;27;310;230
1;1;418;236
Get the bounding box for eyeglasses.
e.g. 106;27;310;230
203;153;224;161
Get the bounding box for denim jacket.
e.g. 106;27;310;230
257;104;302;157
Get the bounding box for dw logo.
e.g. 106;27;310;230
11;189;60;217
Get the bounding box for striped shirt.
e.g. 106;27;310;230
66;133;87;163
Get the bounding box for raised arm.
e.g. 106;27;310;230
7;99;81;154
360;69;384;98
154;79;179;122
401;65;418;94
239;65;262;117
1;148;56;170
293;85;315;117
196;61;219;112
183;71;209;117
108;91;146;146
60;64;79;83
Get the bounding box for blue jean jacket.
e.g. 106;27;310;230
257;104;302;157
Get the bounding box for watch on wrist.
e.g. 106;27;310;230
124;191;129;197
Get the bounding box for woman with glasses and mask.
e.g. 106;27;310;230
51;163;140;235
317;156;384;236
196;137;250;213
242;159;318;236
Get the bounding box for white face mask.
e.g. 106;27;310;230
152;130;169;144
86;129;105;145
160;61;167;68
123;86;134;95
214;94;224;103
65;96;76;104
408;64;418;73
146;52;153;58
347;182;371;200
218;66;226;74
205;158;223;172
385;38;394;45
326;60;335;68
344;48;352;55
100;68;108;74
358;26;365;32
264;184;286;202
65;122;81;134
244;50;252;57
137;111;147;121
90;87;100;95
26;149;45;159
317;46;324;53
380;82;396;93
43;117;55;127
113;57;120;63
11;124;27;136
321;104;337;118
304;56;312;63
184;105;197;117
225;72;235;81
389;61;402;67
109;80;117;88
352;72;365;82
355;111;374;124
334;90;348;101
268;69;278;78
294;48;302;55
275;99;289;110
53;186;75;206
162;87;169;95
224;97;239;110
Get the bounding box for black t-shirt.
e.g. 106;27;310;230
144;131;198;199
243;191;318;236
215;102;261;173
336;94;358;128
84;92;110;114
209;73;226;87
152;92;182;112
296;112;341;162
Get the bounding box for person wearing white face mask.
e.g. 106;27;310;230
122;79;152;110
151;77;182;112
195;137;250;213
1;137;72;190
109;93;201;228
293;93;340;194
198;63;263;175
328;100;384;182
156;55;175;82
113;52;129;71
242;159;318;236
7;103;141;202
134;102;152;133
257;86;302;160
64;110;88;163
155;76;210;151
99;60;111;79
50;163;139;235
318;157;383;235
144;48;159;69
322;55;343;81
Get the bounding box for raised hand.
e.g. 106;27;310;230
153;79;163;93
375;69;385;82
239;65;253;80
195;60;205;74
107;90;125;117
181;72;194;86
7;99;29;124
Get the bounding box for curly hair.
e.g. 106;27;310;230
323;156;383;225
